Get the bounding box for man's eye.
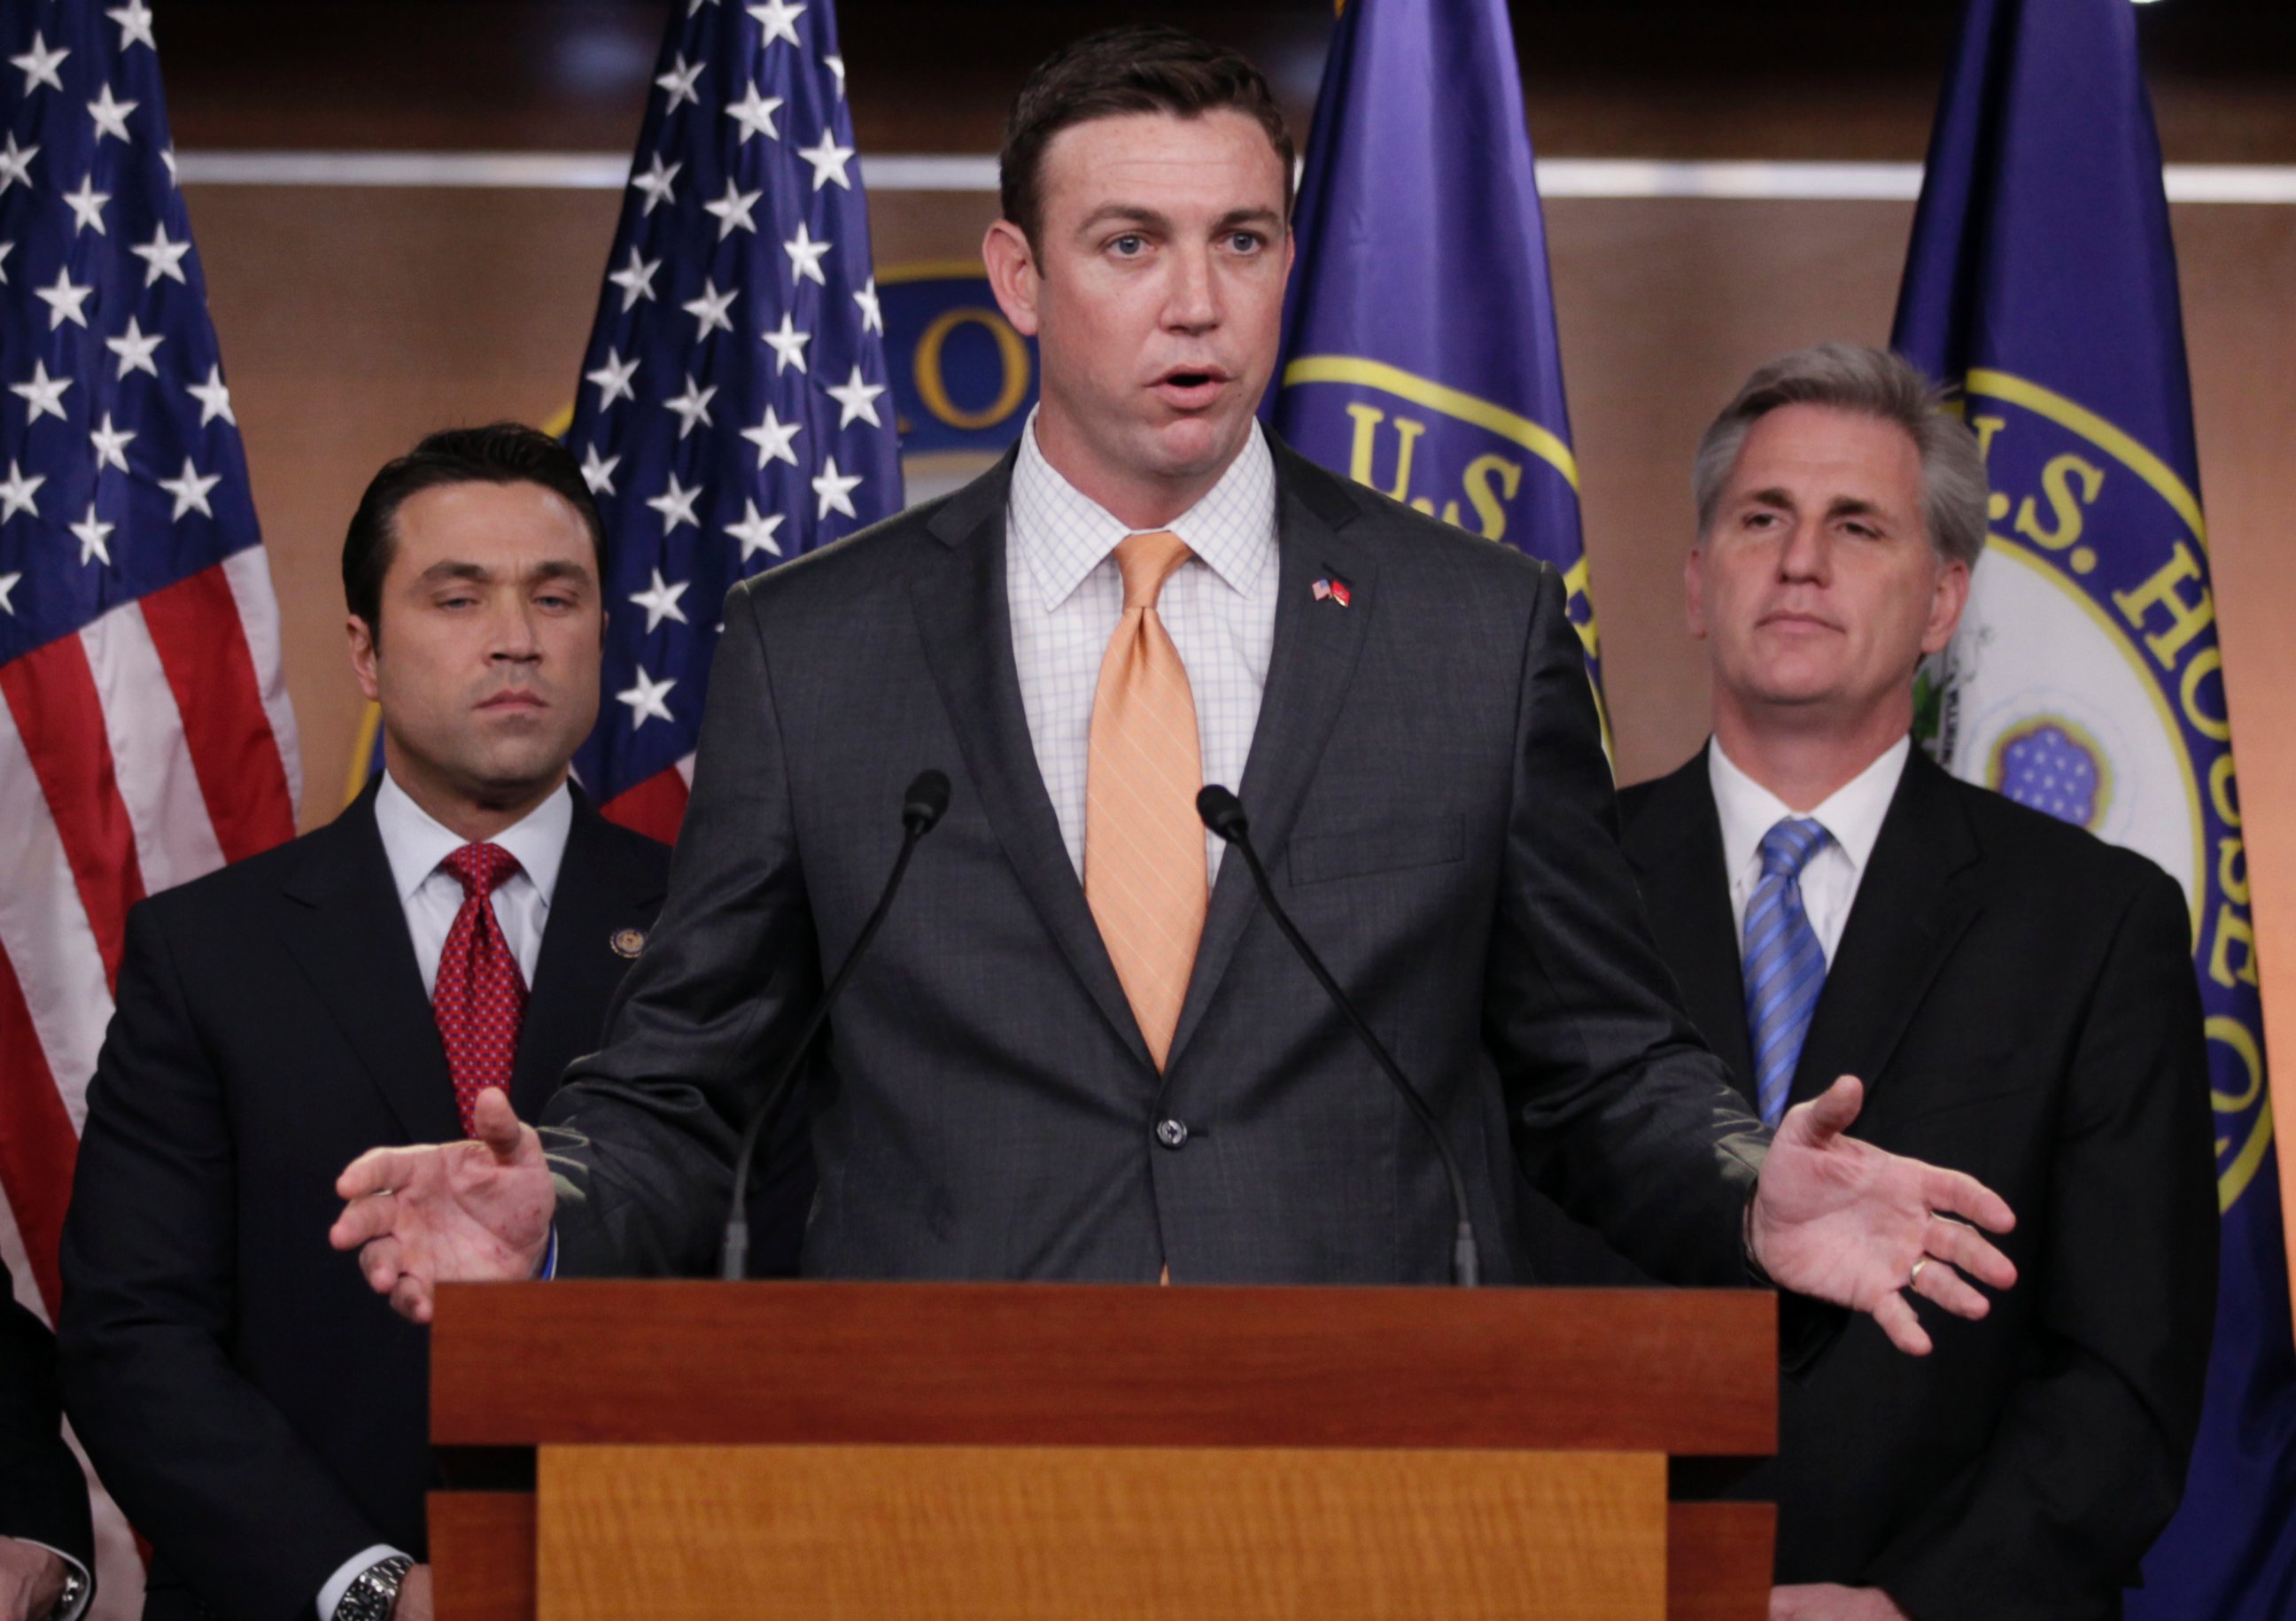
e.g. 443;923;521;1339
1110;235;1145;256
1229;232;1263;253
439;595;477;609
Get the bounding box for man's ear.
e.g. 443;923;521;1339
1685;545;1710;640
1921;556;1973;655
982;219;1042;337
347;614;381;702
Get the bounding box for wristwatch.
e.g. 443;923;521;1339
332;1555;413;1621
47;1567;85;1621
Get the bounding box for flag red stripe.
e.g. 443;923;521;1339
0;637;147;989
139;564;298;864
0;945;80;1320
601;767;689;844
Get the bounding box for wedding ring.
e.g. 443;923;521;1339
1908;1257;1929;1290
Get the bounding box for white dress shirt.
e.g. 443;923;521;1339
318;773;574;1618
373;771;571;994
1709;736;1910;966
1005;409;1281;885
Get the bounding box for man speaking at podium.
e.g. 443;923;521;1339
335;29;2014;1351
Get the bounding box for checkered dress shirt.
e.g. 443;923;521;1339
1005;412;1281;882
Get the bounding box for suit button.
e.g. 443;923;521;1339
1154;1118;1190;1150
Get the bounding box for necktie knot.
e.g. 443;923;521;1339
1113;530;1192;612
440;842;521;899
1758;817;1830;880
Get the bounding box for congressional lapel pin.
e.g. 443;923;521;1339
609;927;647;959
1312;574;1352;607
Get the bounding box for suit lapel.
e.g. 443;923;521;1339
508;794;668;1121
1621;749;1758;1107
1788;750;1983;1110
910;454;1157;1072
1166;446;1376;1072
275;785;462;1144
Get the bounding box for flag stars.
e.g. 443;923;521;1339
741;405;801;469
631;153;681;216
826;364;887;429
663;373;718;439
853;275;882;335
749;0;805;49
88;84;139;145
10;33;67;96
783;221;830;285
108;0;158;50
0;461;44;523
64;175;112;236
90;414;134;473
617;665;678;730
655;52;705;112
796;130;854;192
0;241;12;284
825;54;846;97
703;178;763;240
579;444;620;496
585;346;640;409
34;268;94;330
186;365;236;427
761;312;811;375
108;317;164;378
727;499;785;562
682;276;738;338
608;246;661;309
131;222;190;285
0;574;18;615
0;135;38;195
12;361;72;424
70;502;114;567
811;456;862;520
646;472;702;534
629;569;692;632
159;457;221;520
725;82;784;144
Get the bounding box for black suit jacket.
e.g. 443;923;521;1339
1602;746;2216;1619
0;1254;92;1568
58;783;668;1621
541;439;1772;1289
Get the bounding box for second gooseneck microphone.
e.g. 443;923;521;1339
720;768;950;1280
1197;785;1481;1287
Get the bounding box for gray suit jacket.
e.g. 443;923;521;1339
541;439;1771;1284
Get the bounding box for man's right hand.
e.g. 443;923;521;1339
330;1087;555;1322
391;1563;433;1621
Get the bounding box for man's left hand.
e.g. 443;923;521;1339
0;1540;66;1621
1771;1583;1912;1621
1749;1074;2017;1355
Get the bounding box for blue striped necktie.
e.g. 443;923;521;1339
1743;817;1833;1126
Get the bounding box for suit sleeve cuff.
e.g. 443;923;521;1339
316;1545;407;1621
16;1545;91;1621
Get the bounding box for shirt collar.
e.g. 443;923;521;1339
1007;407;1277;611
374;770;574;907
1708;734;1911;884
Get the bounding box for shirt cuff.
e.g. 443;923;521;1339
16;1544;91;1621
536;1223;557;1280
316;1545;407;1621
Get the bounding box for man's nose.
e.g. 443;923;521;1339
489;600;543;661
1162;245;1218;331
1778;519;1831;582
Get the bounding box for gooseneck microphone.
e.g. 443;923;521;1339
1197;785;1481;1287
720;769;950;1279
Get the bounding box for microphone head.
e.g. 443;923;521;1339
902;769;951;834
1196;784;1247;842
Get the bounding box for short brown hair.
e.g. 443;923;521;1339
998;26;1295;254
1694;343;1990;569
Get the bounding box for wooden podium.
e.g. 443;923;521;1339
428;1282;1774;1621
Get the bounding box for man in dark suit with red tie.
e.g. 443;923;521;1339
1541;345;2215;1620
58;427;672;1621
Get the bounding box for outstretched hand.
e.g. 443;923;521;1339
329;1087;555;1323
1749;1075;2017;1355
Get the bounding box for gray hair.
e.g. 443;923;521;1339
1691;343;1989;569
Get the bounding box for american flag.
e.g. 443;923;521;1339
570;0;903;841
1;0;299;1608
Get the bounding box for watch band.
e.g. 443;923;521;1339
48;1567;85;1621
332;1555;413;1621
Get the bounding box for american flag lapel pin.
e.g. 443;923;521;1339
1312;575;1352;607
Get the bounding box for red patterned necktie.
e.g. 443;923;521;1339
432;842;529;1137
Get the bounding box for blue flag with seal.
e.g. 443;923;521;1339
1894;2;2296;1613
1268;0;1602;725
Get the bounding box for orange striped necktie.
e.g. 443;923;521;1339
1084;530;1207;1072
